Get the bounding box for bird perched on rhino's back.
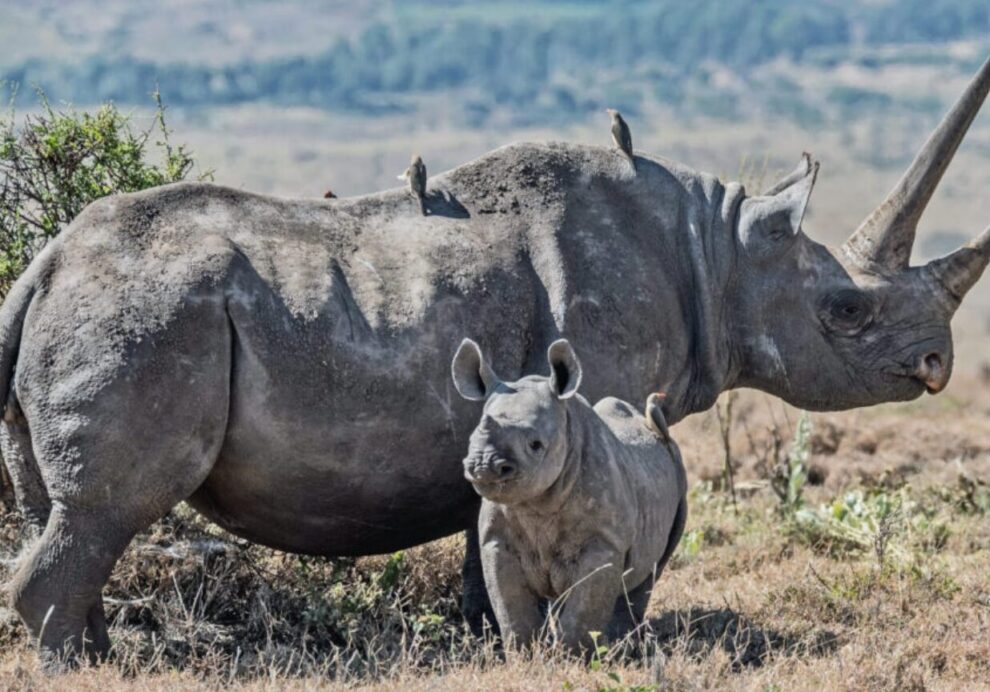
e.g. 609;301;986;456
606;108;634;169
398;154;428;213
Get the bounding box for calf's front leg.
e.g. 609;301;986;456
480;537;542;648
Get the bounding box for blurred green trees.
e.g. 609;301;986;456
5;0;986;117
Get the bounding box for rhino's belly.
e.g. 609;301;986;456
188;422;480;555
187;341;485;555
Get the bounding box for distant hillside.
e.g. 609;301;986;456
3;0;990;131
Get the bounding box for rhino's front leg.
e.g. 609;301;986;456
480;535;542;648
461;525;498;636
554;547;624;655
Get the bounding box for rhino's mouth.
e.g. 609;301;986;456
468;477;511;493
464;467;523;503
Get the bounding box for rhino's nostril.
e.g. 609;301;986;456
494;459;516;479
916;351;949;393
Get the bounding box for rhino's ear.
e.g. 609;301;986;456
738;161;819;259
547;339;582;399
452;339;500;401
763;152;812;197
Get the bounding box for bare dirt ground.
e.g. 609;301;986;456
0;376;988;691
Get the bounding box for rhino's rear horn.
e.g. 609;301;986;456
926;225;990;305
844;56;990;271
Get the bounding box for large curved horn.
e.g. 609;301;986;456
844;56;990;271
926;225;990;303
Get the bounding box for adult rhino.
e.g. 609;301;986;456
2;58;990;663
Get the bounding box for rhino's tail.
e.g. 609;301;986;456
0;272;36;420
0;254;52;524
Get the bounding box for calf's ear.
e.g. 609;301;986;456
452;338;500;401
547;339;582;399
738;161;818;259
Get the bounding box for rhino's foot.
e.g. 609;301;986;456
461;585;499;639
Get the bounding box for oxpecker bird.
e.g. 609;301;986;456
606;108;634;169
398;154;428;213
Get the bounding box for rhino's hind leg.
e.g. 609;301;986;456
0;403;51;533
7;297;232;666
8;502;132;665
608;497;689;642
608;575;654;642
8;425;226;667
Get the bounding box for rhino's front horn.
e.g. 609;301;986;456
926;225;990;304
844;56;990;271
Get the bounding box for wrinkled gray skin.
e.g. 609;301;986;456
1;58;990;664
454;338;687;653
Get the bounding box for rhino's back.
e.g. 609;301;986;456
43;139;711;357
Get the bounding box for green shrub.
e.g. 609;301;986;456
792;487;951;568
0;88;208;296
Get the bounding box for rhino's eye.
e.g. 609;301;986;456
821;289;873;334
528;440;543;453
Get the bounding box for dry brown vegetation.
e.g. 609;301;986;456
0;379;989;691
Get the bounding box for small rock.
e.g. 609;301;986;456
854;433;879;455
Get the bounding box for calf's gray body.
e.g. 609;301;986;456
455;339;687;651
2;58;990;661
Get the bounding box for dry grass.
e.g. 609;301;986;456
1;379;989;690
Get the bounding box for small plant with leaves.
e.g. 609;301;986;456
714;392;739;513
771;411;811;517
678;527;706;563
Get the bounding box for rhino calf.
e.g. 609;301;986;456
452;338;688;652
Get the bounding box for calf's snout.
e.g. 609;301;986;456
463;455;518;484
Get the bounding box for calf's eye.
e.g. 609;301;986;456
528;440;543;452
